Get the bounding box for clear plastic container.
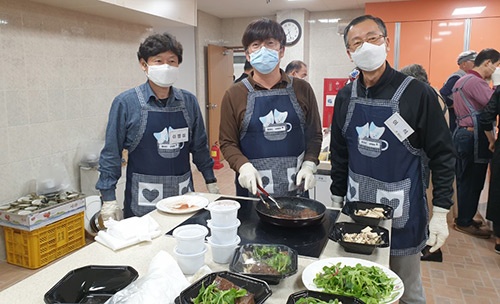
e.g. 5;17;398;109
172;224;208;254
206;200;240;227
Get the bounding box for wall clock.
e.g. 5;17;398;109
280;19;302;46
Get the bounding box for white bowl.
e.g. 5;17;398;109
206;200;241;227
207;219;241;245
207;236;240;264
172;224;208;254
173;244;207;275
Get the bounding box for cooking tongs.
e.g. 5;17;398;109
256;184;282;209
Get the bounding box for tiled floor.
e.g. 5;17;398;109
1;160;499;303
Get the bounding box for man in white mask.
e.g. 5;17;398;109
97;33;219;221
329;15;455;304
219;18;322;198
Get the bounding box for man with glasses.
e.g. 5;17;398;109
219;18;322;197
329;15;455;303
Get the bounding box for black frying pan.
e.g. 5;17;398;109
255;196;326;227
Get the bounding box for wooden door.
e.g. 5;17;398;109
207;44;234;153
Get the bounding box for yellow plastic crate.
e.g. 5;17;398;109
3;212;85;269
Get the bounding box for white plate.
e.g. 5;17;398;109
156;195;209;214
84;196;101;234
302;257;404;304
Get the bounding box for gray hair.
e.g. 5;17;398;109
400;64;429;84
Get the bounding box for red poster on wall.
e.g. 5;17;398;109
323;78;348;128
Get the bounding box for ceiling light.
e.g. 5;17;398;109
452;6;486;16
0;19;8;25
438;31;451;36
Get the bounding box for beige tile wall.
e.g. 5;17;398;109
0;0;151;260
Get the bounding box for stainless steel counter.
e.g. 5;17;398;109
0;193;391;304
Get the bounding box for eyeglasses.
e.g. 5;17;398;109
347;34;386;51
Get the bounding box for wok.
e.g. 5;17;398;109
255;196;326;227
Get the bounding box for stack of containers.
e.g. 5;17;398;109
206;200;241;264
172;224;209;275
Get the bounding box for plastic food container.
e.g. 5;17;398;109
342;201;394;226
173;244;207;275
207;235;240;264
207;219;241;245
172;224;208;254
286;290;366;304
44;265;139;304
206;200;240;227
174;271;272;304
229;243;298;285
329;222;390;255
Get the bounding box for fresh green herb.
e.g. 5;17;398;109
252;245;292;274
296;297;342;304
313;262;395;304
192;281;248;304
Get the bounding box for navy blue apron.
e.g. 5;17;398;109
236;78;306;196
124;87;193;217
453;74;493;163
343;77;428;256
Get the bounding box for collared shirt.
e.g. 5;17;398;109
219;69;323;172
330;63;455;210
452;70;494;127
97;81;215;201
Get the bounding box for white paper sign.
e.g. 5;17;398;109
384;112;414;142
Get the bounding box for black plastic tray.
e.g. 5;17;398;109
44;265;138;304
174;271;272;304
342;201;393;226
229;243;298;285
329;222;390;255
287;290;366;304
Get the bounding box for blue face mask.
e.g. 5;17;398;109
249;47;280;74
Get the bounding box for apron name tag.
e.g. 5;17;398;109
169;127;189;144
384;112;414;142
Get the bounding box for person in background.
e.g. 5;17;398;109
480;65;500;254
285;60;308;79
453;48;500;238
234;60;253;83
330;15;455;303
400;63;450;262
219;18;322;197
440;50;477;131
97;33;219;220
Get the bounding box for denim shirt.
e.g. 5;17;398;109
96;81;215;201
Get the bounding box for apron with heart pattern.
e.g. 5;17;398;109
236;77;306;196
124;87;193;217
343;77;428;256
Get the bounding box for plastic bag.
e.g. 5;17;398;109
105;250;190;304
36;156;72;195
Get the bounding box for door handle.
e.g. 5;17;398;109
206;103;218;109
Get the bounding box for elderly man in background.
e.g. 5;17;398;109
452;48;500;238
440;50;477;131
285;60;308;79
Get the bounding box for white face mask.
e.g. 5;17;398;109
146;64;179;87
492;67;500;86
350;42;387;72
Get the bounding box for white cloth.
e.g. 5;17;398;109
95;215;162;251
105;250;190;304
427;206;449;253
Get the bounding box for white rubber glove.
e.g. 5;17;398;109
427;206;449;253
331;195;345;209
99;200;123;223
238;162;262;195
206;182;220;194
296;161;317;190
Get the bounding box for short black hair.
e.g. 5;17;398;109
285;60;306;74
474;48;500;67
241;18;286;51
343;15;387;47
243;60;252;71
137;32;183;64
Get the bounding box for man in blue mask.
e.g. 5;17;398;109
219;18;322;198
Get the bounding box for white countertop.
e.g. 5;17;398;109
0;193;391;304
